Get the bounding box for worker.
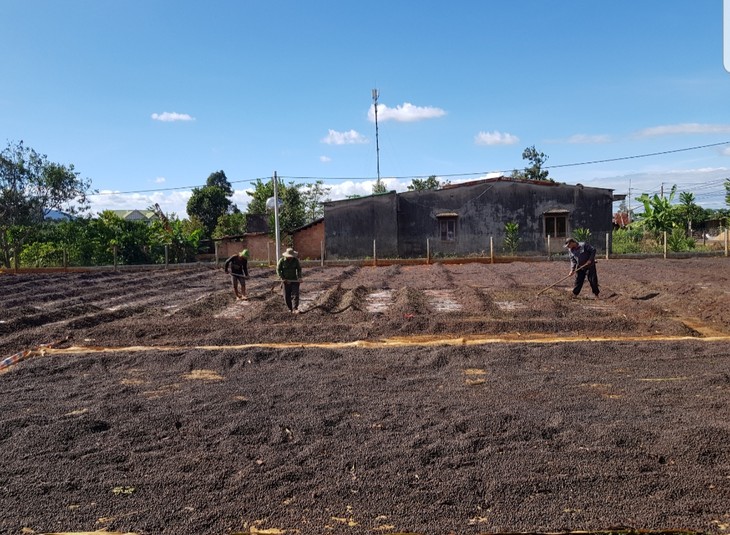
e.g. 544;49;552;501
276;247;302;313
564;237;600;299
224;249;250;300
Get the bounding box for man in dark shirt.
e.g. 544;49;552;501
224;249;250;300
276;247;302;313
565;238;600;299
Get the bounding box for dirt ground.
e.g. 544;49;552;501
1;257;729;535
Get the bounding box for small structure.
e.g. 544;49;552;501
323;177;616;258
107;209;158;223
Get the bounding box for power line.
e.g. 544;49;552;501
90;141;730;196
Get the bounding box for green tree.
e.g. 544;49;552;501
677;191;704;236
635;185;679;233
0;140;92;267
300;180;331;222
511;145;551;182
407;175;442;191
206;170;233;196
372;178;388;194
246;177;306;238
187;185;232;238
503;221;520;255
213;212;247;239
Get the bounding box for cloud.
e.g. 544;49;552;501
721;147;730;156
151;112;195;122
368;102;446;123
154;177;166;184
321;129;368;145
320;155;332;163
566;134;611;144
634;123;730;137
474;131;520;146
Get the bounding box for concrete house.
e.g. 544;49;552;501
323;176;616;259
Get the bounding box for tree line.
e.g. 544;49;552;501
1;139;728;268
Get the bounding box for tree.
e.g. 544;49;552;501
503;221;520;255
206;170;234;196
213;212;247;239
677;191;704;236
407;175;442;191
511;145;551;182
0;140;92;268
372;178;388;194
635;185;679;233
300;180;331;222
186;171;237;238
246;177;306;238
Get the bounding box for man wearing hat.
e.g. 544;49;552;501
564;237;600;299
277;247;302;313
224;249;250;300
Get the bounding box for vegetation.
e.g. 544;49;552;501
503;221;520;255
186;171;237;239
511;146;552;182
572;227;592;242
407;175;444;191
0;140;93;268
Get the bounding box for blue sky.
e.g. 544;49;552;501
3;0;730;217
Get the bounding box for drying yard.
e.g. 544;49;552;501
1;257;729;535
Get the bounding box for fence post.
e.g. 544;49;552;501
320;241;324;267
725;225;728;257
426;238;430;265
164;245;169;269
373;240;377;267
547;235;551;260
214;241;219;266
113;245;118;271
490;236;494;264
63;248;68;270
605;233;609;259
267;241;271;266
663;231;667;259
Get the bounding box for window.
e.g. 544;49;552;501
439;217;457;241
544;213;568;238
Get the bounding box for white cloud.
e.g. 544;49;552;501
474;131;520;146
321;129;368;145
721;147;730;156
320;155;332;163
634;123;730;137
151;112;195;122
566;134;611;144
154;176;166;184
368;102;446;123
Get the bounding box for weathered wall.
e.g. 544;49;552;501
216;233;274;263
323;193;399;259
292;220;324;260
324;180;614;258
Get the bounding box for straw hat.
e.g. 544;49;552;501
282;248;298;258
239;249;249;257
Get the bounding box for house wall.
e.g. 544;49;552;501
217;234;276;263
324;193;399;259
292;220;324;260
397;180;614;256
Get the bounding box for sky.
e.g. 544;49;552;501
2;0;730;218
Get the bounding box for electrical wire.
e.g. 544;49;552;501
89;141;730;196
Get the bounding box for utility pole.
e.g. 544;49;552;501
273;172;281;259
372;88;382;190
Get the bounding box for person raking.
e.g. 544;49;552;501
564;237;600;299
224;249;250;300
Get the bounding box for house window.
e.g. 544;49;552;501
438;217;457;241
544;213;568;238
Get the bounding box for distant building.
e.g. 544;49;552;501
323;176;617;258
107;210;158;223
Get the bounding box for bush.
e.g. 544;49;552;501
19;242;65;267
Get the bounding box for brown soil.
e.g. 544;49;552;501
1;258;729;535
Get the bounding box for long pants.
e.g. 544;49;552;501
283;281;300;311
573;266;599;296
